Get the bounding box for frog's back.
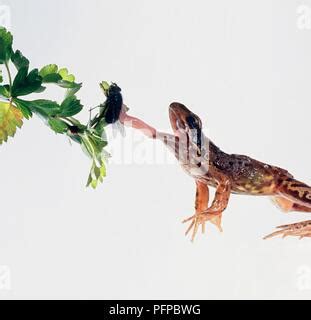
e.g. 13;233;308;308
208;142;293;195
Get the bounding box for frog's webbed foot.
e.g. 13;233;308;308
185;176;230;242
183;211;223;242
264;220;311;240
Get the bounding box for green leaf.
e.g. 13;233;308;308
65;117;86;130
13;98;60;118
48;118;68;134
39;64;58;78
57;80;82;97
90;130;108;150
0;85;10;98
80;133;96;158
93;117;107;138
57;80;78;89
13;98;33;119
12;66;28;90
11;50;30;70
66;83;82;97
100;81;110;96
34;86;46;93
86;159;106;189
29;99;60;117
42;73;62;83
59;95;83;117
0;27;13;64
12;67;43;97
58;68;75;82
39;64;62;83
40;65;78;88
79;129;108;188
81;131;107;158
0;70;2;83
0;101;23;144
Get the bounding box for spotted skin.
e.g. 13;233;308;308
121;102;311;240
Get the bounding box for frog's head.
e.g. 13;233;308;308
169;102;203;153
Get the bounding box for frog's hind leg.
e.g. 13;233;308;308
270;194;311;214
271;196;295;213
264;219;311;240
265;196;311;239
271;196;311;213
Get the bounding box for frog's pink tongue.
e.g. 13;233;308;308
120;109;157;139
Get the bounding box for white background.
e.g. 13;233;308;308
0;0;311;299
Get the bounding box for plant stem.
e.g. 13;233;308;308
59;117;76;126
4;62;12;95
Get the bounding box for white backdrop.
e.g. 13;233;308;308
0;0;311;299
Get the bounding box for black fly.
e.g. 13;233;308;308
102;83;123;124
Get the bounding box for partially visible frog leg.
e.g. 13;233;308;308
184;174;231;241
264;220;311;239
266;196;311;239
272;196;311;213
184;180;209;237
271;196;294;212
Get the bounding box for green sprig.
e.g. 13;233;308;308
0;26;115;189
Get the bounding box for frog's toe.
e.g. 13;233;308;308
182;211;223;242
263;220;311;240
209;214;223;232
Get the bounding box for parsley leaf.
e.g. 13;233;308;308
0;27;13;64
48;118;69;134
11;50;30;70
13;98;60;118
12;67;43;97
13;98;33;119
0;85;10;98
58;68;75;82
0;101;23;144
59;95;83;117
39;64;62;83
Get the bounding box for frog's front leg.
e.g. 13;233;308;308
183;181;209;238
184;174;231;241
